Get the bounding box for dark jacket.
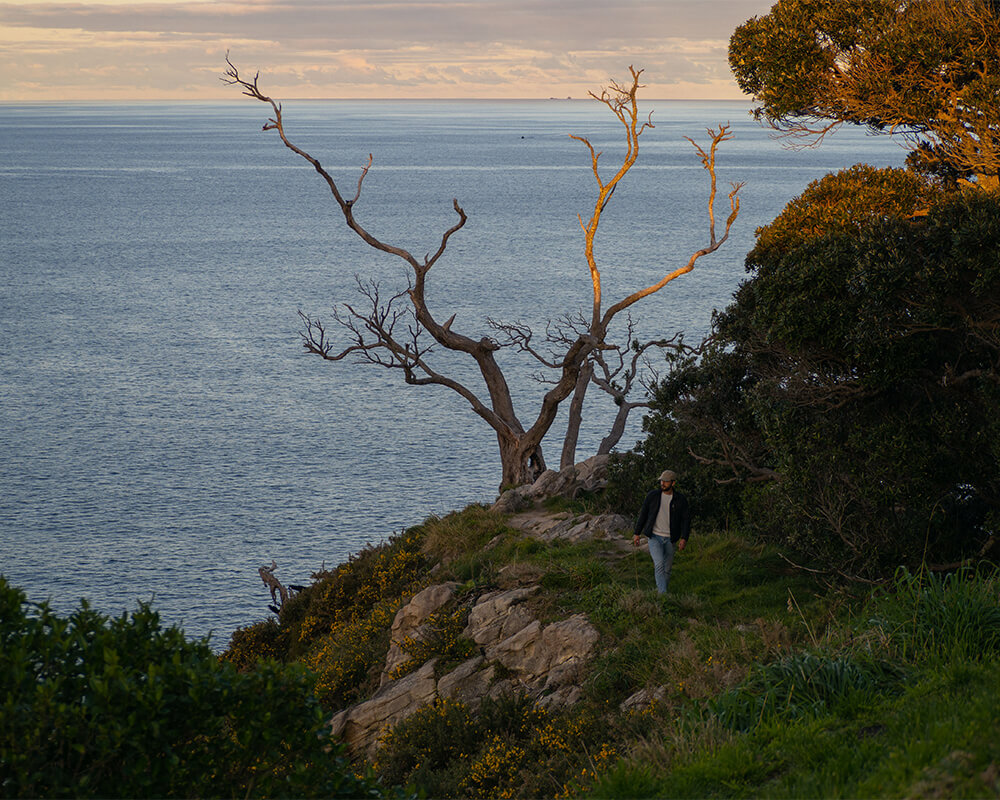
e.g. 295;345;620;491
634;489;691;543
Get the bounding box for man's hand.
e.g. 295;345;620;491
677;539;687;551
632;534;641;547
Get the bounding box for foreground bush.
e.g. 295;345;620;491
374;695;618;799
0;578;387;799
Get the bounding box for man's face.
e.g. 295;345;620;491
660;480;675;492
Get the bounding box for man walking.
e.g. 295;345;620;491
633;470;691;594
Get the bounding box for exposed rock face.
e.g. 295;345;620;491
507;510;631;544
492;455;611;513
437;656;495;704
620;685;667;713
465;587;539;647
329;582;600;757
486;613;599;690
381;582;458;686
330;659;439;757
328;457;622;758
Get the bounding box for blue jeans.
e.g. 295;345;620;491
648;535;675;594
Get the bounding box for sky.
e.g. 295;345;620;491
0;0;775;102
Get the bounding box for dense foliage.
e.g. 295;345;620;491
374;695;618;799
0;578;386;799
729;0;1000;183
225;528;429;710
610;167;1000;577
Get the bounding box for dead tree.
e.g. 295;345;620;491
591;328;683;458
258;560;288;613
224;58;742;489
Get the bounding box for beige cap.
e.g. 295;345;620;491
658;470;677;483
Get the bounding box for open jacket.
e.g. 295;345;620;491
634;488;691;543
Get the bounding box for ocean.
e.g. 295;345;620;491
0;98;907;647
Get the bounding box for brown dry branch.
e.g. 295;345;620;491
223;57;741;487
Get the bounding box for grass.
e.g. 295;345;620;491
617;659;1000;799
589;566;1000;800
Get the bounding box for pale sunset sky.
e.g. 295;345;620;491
0;0;775;102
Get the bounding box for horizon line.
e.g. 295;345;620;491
0;96;753;105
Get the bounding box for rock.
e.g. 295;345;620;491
331;659;439;757
542;654;587;690
487;677;521;701
537;685;583;709
532;465;578;498
528;469;563;497
536;614;601;679
464;587;539;646
575;454;610;493
507;510;631;543
382;582;458;685
486;613;599;690
437;656;496;705
491;485;534;513
546;512;630;543
486;619;542;674
620;685;667;713
332;584;599;758
491;455;613;513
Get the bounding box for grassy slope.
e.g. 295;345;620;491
576;523;1000;799
230;503;1000;798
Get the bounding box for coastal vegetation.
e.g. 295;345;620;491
4;502;999;797
610;0;1000;581
729;0;1000;187
0;577;387;798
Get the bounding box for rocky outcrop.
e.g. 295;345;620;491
436;655;495;704
465;586;539;646
330;659;439;756
329;581;600;757
507;510;631;544
485;613;599;691
381;582;458;686
492;454;611;513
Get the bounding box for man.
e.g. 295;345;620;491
632;469;691;594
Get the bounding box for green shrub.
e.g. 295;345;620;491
293;528;428;652
374;694;618;798
222;616;286;671
418;506;512;564
710;651;907;732
305;597;397;710
869;567;1000;662
588;761;663;800
0;578;387;799
374;698;482;795
223;528;428;666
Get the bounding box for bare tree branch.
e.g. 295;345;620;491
224;57;742;487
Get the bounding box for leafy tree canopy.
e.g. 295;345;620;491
729;0;1000;184
612;167;1000;577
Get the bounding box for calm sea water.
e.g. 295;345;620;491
0;99;906;646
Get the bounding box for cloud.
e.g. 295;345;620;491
0;0;773;100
